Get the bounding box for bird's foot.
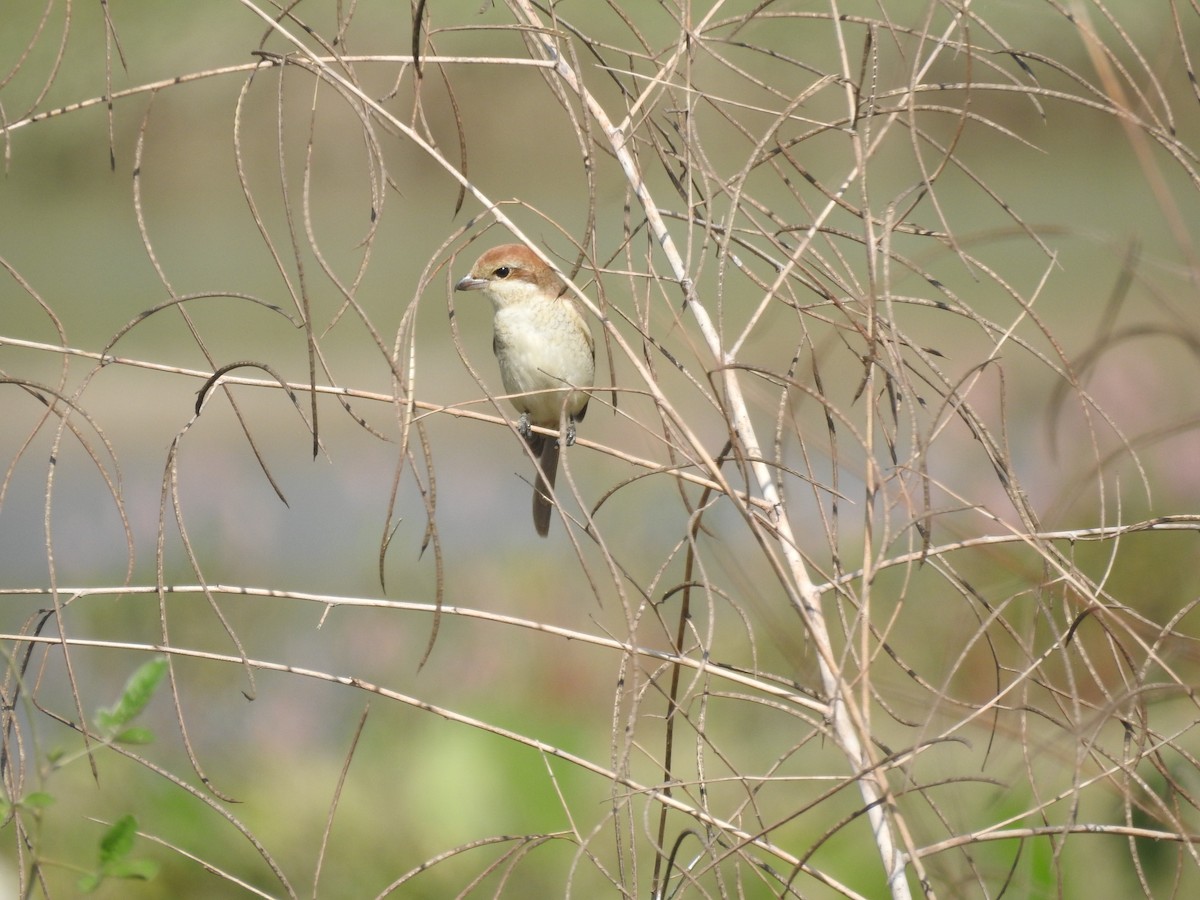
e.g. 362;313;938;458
564;421;577;447
517;412;532;440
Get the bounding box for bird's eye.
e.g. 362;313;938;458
494;266;511;279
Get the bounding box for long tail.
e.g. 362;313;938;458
531;435;559;537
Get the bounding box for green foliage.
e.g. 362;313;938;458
0;790;54;822
73;662;167;888
0;658;168;893
76;815;159;893
94;656;168;744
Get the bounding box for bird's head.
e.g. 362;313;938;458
454;244;566;309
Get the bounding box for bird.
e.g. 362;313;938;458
455;244;595;536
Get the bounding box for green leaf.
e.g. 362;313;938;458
112;726;156;745
80;816;159;890
105;858;159;881
20;791;55;809
77;872;102;893
95;657;168;736
98;815;138;867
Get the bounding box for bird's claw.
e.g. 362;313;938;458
518;413;576;447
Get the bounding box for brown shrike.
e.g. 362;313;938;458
455;244;595;536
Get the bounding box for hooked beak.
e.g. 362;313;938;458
454;275;488;292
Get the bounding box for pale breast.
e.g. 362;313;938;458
493;300;594;426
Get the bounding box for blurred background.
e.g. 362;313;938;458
2;2;1200;897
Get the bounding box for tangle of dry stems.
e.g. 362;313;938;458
2;2;1200;898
